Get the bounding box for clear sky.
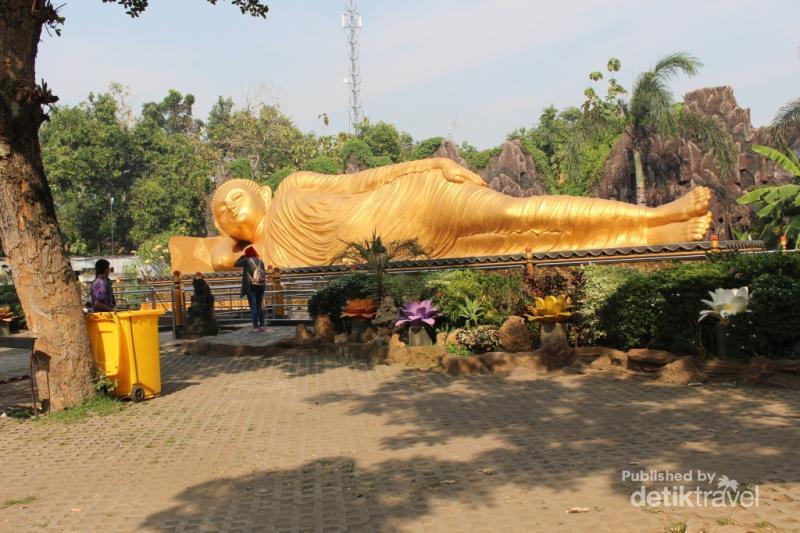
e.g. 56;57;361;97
38;0;799;148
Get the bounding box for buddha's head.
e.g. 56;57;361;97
211;179;272;241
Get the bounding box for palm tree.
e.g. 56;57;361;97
331;231;429;298
581;52;737;205
769;97;800;146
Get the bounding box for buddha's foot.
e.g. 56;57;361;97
647;187;712;226
647;211;713;244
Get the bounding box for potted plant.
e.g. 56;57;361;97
341;298;377;342
699;287;751;358
396;300;440;346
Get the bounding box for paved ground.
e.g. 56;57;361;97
1;335;799;532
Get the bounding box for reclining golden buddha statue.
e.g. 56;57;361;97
168;157;713;272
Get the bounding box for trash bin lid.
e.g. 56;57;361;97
115;309;165;319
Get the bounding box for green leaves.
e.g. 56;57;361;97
738;145;800;247
104;0;269;18
751;144;800;177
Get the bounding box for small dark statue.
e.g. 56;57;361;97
184;273;218;337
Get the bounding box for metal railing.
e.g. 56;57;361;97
176;277;327;332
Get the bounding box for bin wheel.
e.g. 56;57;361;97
131;385;145;402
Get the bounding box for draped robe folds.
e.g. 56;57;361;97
258;161;649;268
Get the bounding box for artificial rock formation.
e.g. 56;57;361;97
480;140;546;197
594;86;793;239
314;315;336;343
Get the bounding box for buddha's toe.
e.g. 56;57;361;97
686;212;713;241
689;187;712;217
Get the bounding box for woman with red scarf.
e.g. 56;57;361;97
234;246;267;332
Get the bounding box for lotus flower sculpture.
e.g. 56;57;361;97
699;287;751;325
395;300;439;329
341;298;377;320
525;295;574;324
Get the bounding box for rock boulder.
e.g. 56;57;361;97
498;316;533;352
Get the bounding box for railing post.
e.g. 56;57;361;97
270;266;285;318
172;270;184;339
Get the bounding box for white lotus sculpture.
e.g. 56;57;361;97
698;287;751;325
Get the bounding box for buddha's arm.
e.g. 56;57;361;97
363;158;487;187
168;235;241;273
281;158;486;194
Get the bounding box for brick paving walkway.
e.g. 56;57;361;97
1;342;799;532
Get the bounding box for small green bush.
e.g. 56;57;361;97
410;137;444;160
456;325;500;353
424;269;528;327
340;138;396;169
308;273;375;331
263;166;296;192
576;265;641;345
302;156;342;175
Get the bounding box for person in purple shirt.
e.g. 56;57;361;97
90;259;116;312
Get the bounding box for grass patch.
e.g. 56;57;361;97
38;395;125;424
717;516;735;526
0;496;37;509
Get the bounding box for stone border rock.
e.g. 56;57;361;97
184;330;800;389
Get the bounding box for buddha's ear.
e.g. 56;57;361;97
260;185;272;210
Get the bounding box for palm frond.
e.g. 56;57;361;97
387;239;429;262
330;238;370;266
751;144;800;177
678;111;738;178
770;97;800;145
652;52;703;80
629;72;677;139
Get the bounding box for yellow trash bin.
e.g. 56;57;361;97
86;309;165;401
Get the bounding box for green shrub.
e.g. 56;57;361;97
340;138;373;166
588;253;800;359
302;156;342;175
383;272;430;304
424;269;528;327
410;137;444;160
308;273;375;331
460;142;500;171
725;273;800;360
340;138;396;169
576;265;641;345
263;166;296;192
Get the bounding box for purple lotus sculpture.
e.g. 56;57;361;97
396;300;440;346
396;300;440;329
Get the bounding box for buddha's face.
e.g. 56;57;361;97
212;185;266;241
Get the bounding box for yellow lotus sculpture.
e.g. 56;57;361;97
525;295;574;324
169;158;713;271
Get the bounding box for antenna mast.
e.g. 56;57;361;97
342;0;363;133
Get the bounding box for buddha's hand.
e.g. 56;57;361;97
438;160;487;187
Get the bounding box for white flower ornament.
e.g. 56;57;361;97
699;287;751;325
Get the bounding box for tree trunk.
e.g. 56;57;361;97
0;1;94;411
633;148;646;205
